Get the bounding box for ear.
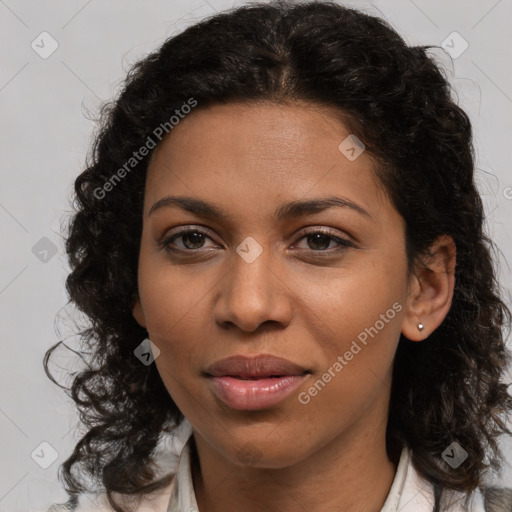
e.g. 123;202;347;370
131;294;147;329
401;234;456;342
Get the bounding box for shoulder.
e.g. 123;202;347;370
481;486;512;512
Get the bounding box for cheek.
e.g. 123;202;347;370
295;251;405;351
137;255;217;403
296;294;402;437
296;256;405;406
137;245;214;345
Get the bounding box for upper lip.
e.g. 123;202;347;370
205;354;309;379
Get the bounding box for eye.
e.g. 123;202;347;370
159;227;356;255
293;228;355;253
160;227;217;252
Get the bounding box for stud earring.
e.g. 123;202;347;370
417;322;424;331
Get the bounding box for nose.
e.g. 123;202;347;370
212;246;293;333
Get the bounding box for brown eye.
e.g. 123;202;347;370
179;231;207;250
305;233;334;251
161;228;216;252
293;229;355;253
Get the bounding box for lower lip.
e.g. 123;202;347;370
208;375;306;410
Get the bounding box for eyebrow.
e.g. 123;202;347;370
148;195;373;221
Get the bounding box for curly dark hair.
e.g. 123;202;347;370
44;1;512;511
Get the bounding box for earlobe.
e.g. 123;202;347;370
131;295;147;329
401;235;456;342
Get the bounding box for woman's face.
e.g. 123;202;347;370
132;101;414;468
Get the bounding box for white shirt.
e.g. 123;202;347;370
71;429;486;512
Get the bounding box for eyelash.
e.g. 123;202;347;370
159;226;356;255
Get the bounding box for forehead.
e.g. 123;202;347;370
150;100;355;168
145;101;392;224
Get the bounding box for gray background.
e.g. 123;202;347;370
1;0;511;510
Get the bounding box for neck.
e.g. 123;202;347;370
190;390;400;512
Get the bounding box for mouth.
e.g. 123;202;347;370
207;374;310;410
205;354;311;410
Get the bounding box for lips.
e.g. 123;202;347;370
205;354;310;410
205;354;309;379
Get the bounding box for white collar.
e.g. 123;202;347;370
167;433;486;512
73;429;486;511
379;442;485;512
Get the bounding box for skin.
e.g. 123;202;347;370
131;101;456;512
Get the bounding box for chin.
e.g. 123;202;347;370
215;434;309;469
